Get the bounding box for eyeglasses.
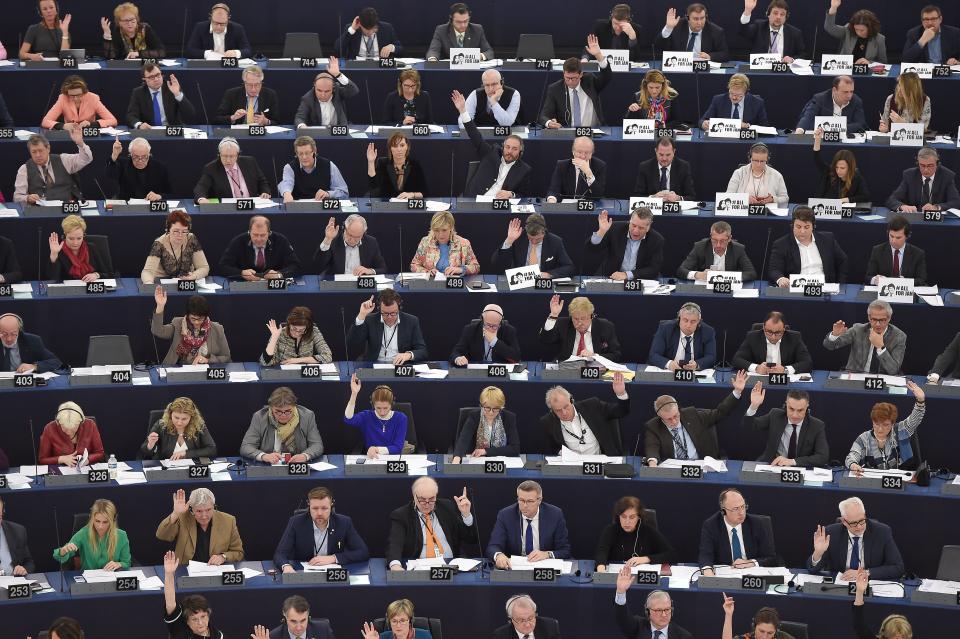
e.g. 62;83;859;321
481;405;502;413
0;331;19;339
517;497;540;506
414;496;437;505
868;316;889;324
843;517;867;527
67;92;84;99
649;608;673;615
763;329;784;337
727;504;749;513
169;229;189;236
143;73;163;81
390;618;411;626
118;17;138;24
131;154;150;162
288;324;307;332
272;408;295;417
211;19;228;27
380;311;399;318
482;322;501;331
512;615;536;625
401;83;418;90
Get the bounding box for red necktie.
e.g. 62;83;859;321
577;331;586;355
892;249;900;277
255;247;265;270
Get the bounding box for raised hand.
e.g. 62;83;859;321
266;319;282;339
154;285;167;310
361;622;379;639
61;13;73;32
505;217;523;244
597;209;613;235
163;550;178;574
813;524;831;556
359;295;376;318
327;55;340;77
111;135;122;160
731;369;748;395
615;563;634;594
146;431;160;449
48;232;63;256
167;74;181;97
744;0;757;14
101;17;112;36
549;293;564;317
722;592;735;615
665;7;680;29
453;486;472;516
906;379;925;402
749;381;765;408
324;217;340;243
366;142;377;163
350;372;362;394
586;34;602;60
68;125;84;146
172;488;189;515
612;371;626;396
829;0;842;13
250;624;270;639
451;89;467;114
831;320;847;336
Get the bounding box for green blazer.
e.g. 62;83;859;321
54;527;131;569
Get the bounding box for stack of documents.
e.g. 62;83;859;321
752;464;831;482
508;557;573;574
187;561;261;579
660;457;728;472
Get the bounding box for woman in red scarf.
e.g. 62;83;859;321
152;287;232;365
46;215;113;281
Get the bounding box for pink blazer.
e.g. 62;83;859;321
42;93;118;129
410;234;480;274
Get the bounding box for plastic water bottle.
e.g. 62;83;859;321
108;454;118;479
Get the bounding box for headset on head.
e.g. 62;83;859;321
504;594;535;620
717;487;742;515
210;2;231;18
37;0;60;19
878;614;909;638
750;607;781;632
481;303;505;322
644;590;675;616
748;142;771;162
370;384;396;408
0;313;24;330
676;301;701;320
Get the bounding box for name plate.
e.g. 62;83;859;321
881;475;903;490
0;128;14;139
88;468;110;483
62;201;81;214
14;374;35;388
680;464;702;479
582;462;604;476
533;567;557;581
674;369;694;382
331;126;349;137
267;279;287;290
492;199;510;211
487;364;508;377
236;199;254;211
580;367;601;380
205;367;227;381
768;373;788;385
412;124;430;136
742;575;765;590
248;125;266;136
221;57;238;68
288;462;309;476
111;370;131;384
430;566;454;580
577;199;596;211
189;465;210;479
82;126;101;137
326;567;348;582
406;198;426;209
300;57;317;68
322;198;341;210
221;570;244;586
301;364;322;378
924;210;943;222
780;468;803;484
5;583;32;599
386;460;408;474
87;281;107;294
445;276;464;289
636;571;660;585
116;576;139;592
394;365;414;378
864;377;886;391
484;460;505;474
357;276;376;289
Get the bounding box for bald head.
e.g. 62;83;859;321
572;136;594;162
482;69;503;98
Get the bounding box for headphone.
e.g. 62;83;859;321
750;608;781;632
0;313;24;330
56;403;86;423
505;594;536;619
217;137;240;156
747;142;771;161
676;302;701;319
481;303;504;321
878;614;909;639
370;385;396;407
718;487;742;515
644;590;675;616
210;2;231;18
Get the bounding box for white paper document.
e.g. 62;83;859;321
301;563;342;572
508;557;572;574
463;456;523;468
660;457;727;472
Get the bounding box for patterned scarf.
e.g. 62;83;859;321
269;408;301;451
475;412;507;450
121;26;148;54
649;98;667;125
175;316;211;359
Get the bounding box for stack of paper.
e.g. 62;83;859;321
752;464;831;482
308;460;338;472
280;362;338;375
666;565;700;589
918;578;960;594
605;564;660;575
508;557;573;574
463;456;523;468
187;561;261;579
82;569;146;583
714;566;793;578
302;563;342;572
2;474;34;490
229;371;259;383
660;457;728;472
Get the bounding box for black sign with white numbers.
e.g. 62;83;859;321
623;280;643;292
300;57;317;68
331;125;348;137
221;570;244;586
62;201;81;214
661;201;680;214
0;128;15;139
0;475;7;489
674;369;694;382
742;575;765;590
235;199;254;211
535;59;550;69
151;200;170;212
445;276;464;289
881;475;903;490
429;566;453;580
493;126;510;136
60;56;77;68
864;377;886;391
412;124;430;136
82;126;101;137
933;65;951;77
852;63;869;76
748;205;768;216
848;582;859;596
780;469;803;484
86;281;106;294
484;460;505;474
7;583;31;599
582;462;604;476
288;462;309;476
322;198;341;210
248;125;266;136
301;364;322;378
575;127;592;137
386;460;408;474
267;279;287;291
636;571;660;585
204;367;226;382
680;465;702;479
768;373;788;386
924;210;943;222
739;129;757;141
840;208;853;219
325;567;348;582
771;61;789;73
803;284;823;297
116;576;139;592
487;364;507;377
357;276;376;289
577;199;596;211
822;131;841;142
692;60;709;72
394;365;414;377
533;567;556;581
111;370;131;384
177;279;197;292
14;374;35;388
0;284;11;297
88;469;109;483
580;367;601;380
221;57;238;68
655;128;675;139
189;465;210;479
492;199;510;210
530;278;551;291
712;281;732;294
164;126;183;137
379;57;396;68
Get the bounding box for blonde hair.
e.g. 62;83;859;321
161;397;206;440
428;211;456;243
727;73;750;91
479;386;506;409
86;499;120;563
638;70;679;111
878;614;912;639
113;2;140;22
61;214;86;235
55;401;86;430
386;598;415;623
396;69;421;96
894;72;927;128
567;296;595;315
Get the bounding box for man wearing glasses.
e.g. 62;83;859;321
185;2;252;60
125;63;195;130
823;299;906;375
106;136;171;201
240;386;324;464
732;311;813;374
698;488;779;577
386;477;475;571
493;594;561;639
614;579;693;639
348;289;428;365
489;480;571;570
450;303;520;366
808;496;904;580
215;66;279;126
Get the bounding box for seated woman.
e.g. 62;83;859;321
382;69;433;125
853;572;911;639
451;386;519;463
722;596;794;639
141;210;210;284
20;0;73;61
595;496;676;572
39;401;105;466
726;143;789;206
362;599;431;639
42;75;118;130
101;2;166;60
152;288;232;365
625;70;678;128
410;211;480;276
260;305;332;366
240;386;324;463
54;499;131;571
344;374;408;458
367;133;428;199
47;215;113;282
846;380;925;474
140;397;217;460
163;550;224;639
812;128;870;203
824;5;887;65
879;71;931;133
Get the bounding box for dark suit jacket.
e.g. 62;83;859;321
539;317;622;362
701;92;769;126
46;241;115;281
488;502;571;559
193;156;272;201
490;232;575;279
0;236;23;283
139;427;217;460
930;331;960;378
348;311;428;362
796;90;867;133
743;409;829;467
865;242;928;286
644;392;737;461
807;519;904;580
125;84;196;128
732;329;813;373
588;18;645;61
214;86;280;126
334;21;402;58
493;618;561;639
886;166;960;211
647;319;717;370
698;511;778;567
768;231;849;284
186;20;252;59
677;238;758;281
633;157;697;199
539;62;613;126
273;511;370;568
450;319;521;364
587;224;665;280
462;119;532;197
539;395;629;456
105;156;172;200
1;332;62;373
547;157;607;199
294;80;360;127
616;602;694;639
382;91;433;125
902;23;960;63
217;231;302;279
314;233;387;275
657;20;730;62
0;520;36;572
386;499;477;564
740;19;806;58
426;22;494;60
0;92;13;128
368;157;428;198
452;408;520;458
269;619;334;639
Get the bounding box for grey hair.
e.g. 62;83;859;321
218;136;240;154
242;65;264;81
344;214;368;233
645;590;671;608
411;476;438;497
710;220;731;235
506;594;537;617
838;496;865;517
517;480;542;497
128;137;151;153
27;134;50;148
916;146;938;162
678;301;702;319
867;299;893;318
481;68;502;84
188;487;216;508
545;385;571;407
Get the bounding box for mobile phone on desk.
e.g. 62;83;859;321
355;458;365;464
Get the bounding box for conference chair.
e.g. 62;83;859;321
85;335;134;366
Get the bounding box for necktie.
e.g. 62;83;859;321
850;537;861;570
671;427;689;460
892;248;901;278
423;514;444;558
769;31;779;53
731;527;743;560
571;89;582;127
686;32;698;52
923;177;931;204
733;102;740;119
528;243;539;266
787;424;798;460
365;36;376;58
683;336;693;363
228;167;246;197
654;632;663;639
524;518;534;554
456;32;464;47
152;91;163;126
577;331;587;356
659;166;668;191
255;247;265;270
869;348;881;374
246;96;255;124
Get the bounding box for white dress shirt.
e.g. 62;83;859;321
673;332;696;363
559;409;601;455
796;238;825;277
484;158;516;196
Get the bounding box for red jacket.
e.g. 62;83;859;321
39;419;105;465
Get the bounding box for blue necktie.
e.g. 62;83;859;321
850;537;861;570
686;32;698;52
524;518;534;555
659;166;668;191
152;91;163;126
683;336;693;362
731;527;743;561
571;89;582;127
733;102;740;120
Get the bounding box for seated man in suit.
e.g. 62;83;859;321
794;75;867;134
743;386;829;467
633;137;697;201
739;0;806;62
218;215;302;281
386;477;477;570
489;481;571;569
457;69;523;128
279;136;349;202
732;311;813;374
677;221;758;281
333;7;402;59
902;5;960;64
644;371;747;465
295;61;360;128
700;73;769;130
546;136;606;201
540;373;629;455
185;2;252;59
658;4;730;61
928;331;960;384
314;214;385;276
348;289;428;364
769;206;848;287
823;299;906;374
588;208;665;280
808;496;904;580
451;303;520;365
540;295;622;363
886;147;960;213
490;215;574;279
194;137;272;203
106;137;172;201
126;64;195;129
493;594;561;639
614;581;693;639
452;90;531;198
14;130;91;204
866;215;928;286
156;488;244;566
648;302;717;371
0;496;35;576
0;313;62;373
273;486;369;573
585;4;643;61
0;236;23;284
214;66;278;126
263;596;335;639
699;488;779;576
541;35;612;128
427;3;495;61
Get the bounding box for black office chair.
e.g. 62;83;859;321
936;545;960;581
780;620;809;639
464;160;480;195
752;513;782;566
85;335;134;366
515;34;555;60
899;432;923;471
643;508;659;531
282;33;323;58
84;234;116;278
373;616;442;639
350;402;423;454
136;409;165;460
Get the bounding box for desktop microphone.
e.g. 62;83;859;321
758;226;773;284
397;224;405;283
44;80;58;112
36;227;43;283
196;82;211;126
271;157;280;190
178;6;189;59
630;432;642;459
337;13;344;61
93;178;109;203
54;506;65;592
28;418;42;487
810;27;819;68
530;69;550;129
688;565;729;587
717;330;730;370
339;306;351;374
466;487;488;577
448;149;456;210
364;78;375;128
150;314;162;367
